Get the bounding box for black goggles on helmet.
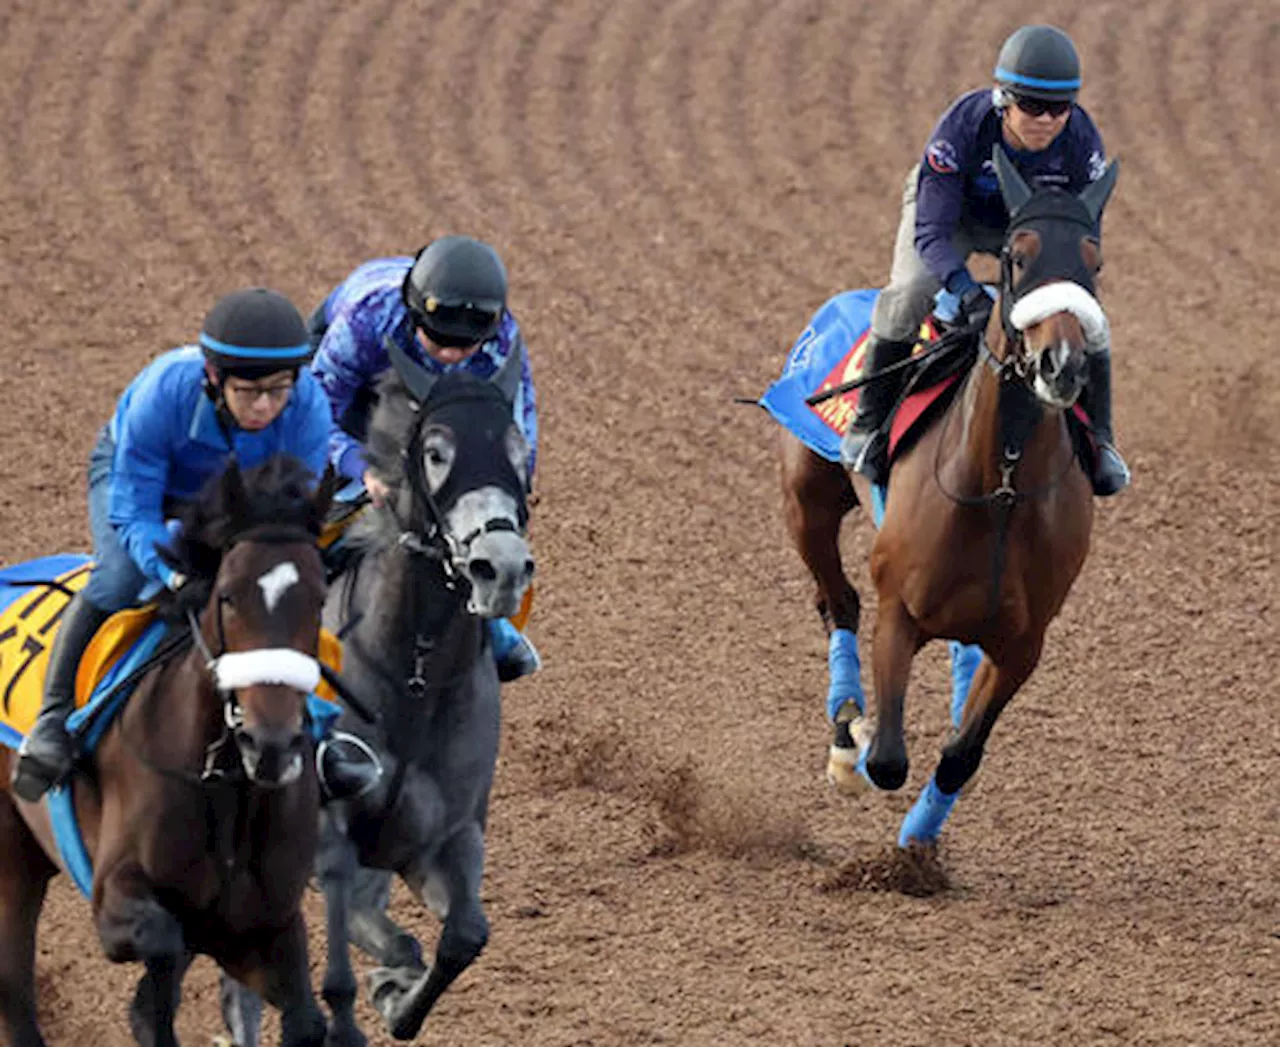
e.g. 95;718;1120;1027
1010;93;1072;118
413;298;502;347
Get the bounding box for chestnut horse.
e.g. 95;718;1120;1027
781;148;1118;848
0;456;337;1047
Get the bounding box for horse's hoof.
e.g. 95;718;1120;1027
865;731;908;791
825;716;872;795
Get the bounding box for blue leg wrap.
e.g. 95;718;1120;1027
825;629;865;723
897;776;961;847
948;641;983;729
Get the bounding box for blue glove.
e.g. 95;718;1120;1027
933;288;963;325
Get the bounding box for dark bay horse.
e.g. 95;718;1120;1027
0;456;337;1047
222;342;535;1046
781;148;1119;849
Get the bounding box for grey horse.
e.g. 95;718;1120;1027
221;340;534;1046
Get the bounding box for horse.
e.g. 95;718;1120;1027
221;339;535;1047
779;147;1119;850
0;455;341;1047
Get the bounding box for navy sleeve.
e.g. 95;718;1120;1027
914;103;979;290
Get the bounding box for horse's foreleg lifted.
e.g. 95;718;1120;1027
95;863;186;1047
379;822;489;1042
936;640;1041;795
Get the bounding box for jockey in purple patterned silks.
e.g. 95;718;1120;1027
308;235;541;682
841;24;1130;496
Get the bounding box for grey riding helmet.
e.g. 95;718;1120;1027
403;235;507;348
993;25;1081;102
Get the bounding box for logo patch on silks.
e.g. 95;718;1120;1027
926;138;960;174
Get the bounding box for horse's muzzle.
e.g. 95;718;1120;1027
1033;346;1087;409
235;724;307;788
464;530;535;619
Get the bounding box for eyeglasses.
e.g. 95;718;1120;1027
225;380;294;406
1013;94;1072;118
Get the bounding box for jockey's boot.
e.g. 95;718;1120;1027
317;730;383;804
11;594;111;802
488;617;542;683
1081;351;1131;497
840;337;915;486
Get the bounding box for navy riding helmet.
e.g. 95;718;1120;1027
200;287;314;379
993;25;1081;104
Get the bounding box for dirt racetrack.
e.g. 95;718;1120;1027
0;0;1276;1044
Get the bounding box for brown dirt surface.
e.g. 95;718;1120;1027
1;0;1277;1044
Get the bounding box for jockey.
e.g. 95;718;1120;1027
11;288;380;803
841;24;1130;496
309;235;541;683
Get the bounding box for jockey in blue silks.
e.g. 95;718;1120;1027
308;235;541;683
12;288;379;803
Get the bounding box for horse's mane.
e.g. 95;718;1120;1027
156;455;330;620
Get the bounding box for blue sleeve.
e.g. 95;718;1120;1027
309;314;374;481
514;335;540;481
108;380;181;585
915;107;980;290
289;378;336;482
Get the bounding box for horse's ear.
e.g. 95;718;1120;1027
384;336;438;404
491;335;523;404
221;456;248;513
993;144;1033;216
1078;157;1120;224
311;465;341;532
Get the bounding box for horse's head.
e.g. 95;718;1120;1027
366;340;534;619
989;146;1119;409
161;456;335;788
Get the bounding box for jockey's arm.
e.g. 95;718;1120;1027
107;384;182;588
310;315;383;482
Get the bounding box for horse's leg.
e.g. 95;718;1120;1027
936;639;1041;796
313;809;366;1047
220;914;327;1047
780;435;873;793
127;952;193;1047
865;595;924;790
95;862;187;1047
0;790;55;1047
218;971;265;1047
893;653;995;846
380;821;489;1041
349;866;424;972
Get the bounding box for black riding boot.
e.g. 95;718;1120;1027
11;594;112;801
1081;351;1131;497
840;337;915;484
317;730;383;804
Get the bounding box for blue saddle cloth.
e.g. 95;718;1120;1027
758;289;879;462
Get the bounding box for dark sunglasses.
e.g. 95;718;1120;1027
1013;94;1072;118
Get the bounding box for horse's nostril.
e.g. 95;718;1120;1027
524;560;535;579
471;559;498;583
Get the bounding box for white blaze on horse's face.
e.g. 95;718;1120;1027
1010;281;1109;409
446;487;534;620
257;561;300;615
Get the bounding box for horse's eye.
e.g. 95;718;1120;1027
426;448;446;466
1011;253;1026;268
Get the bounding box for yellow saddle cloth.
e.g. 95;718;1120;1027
0;563;343;739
